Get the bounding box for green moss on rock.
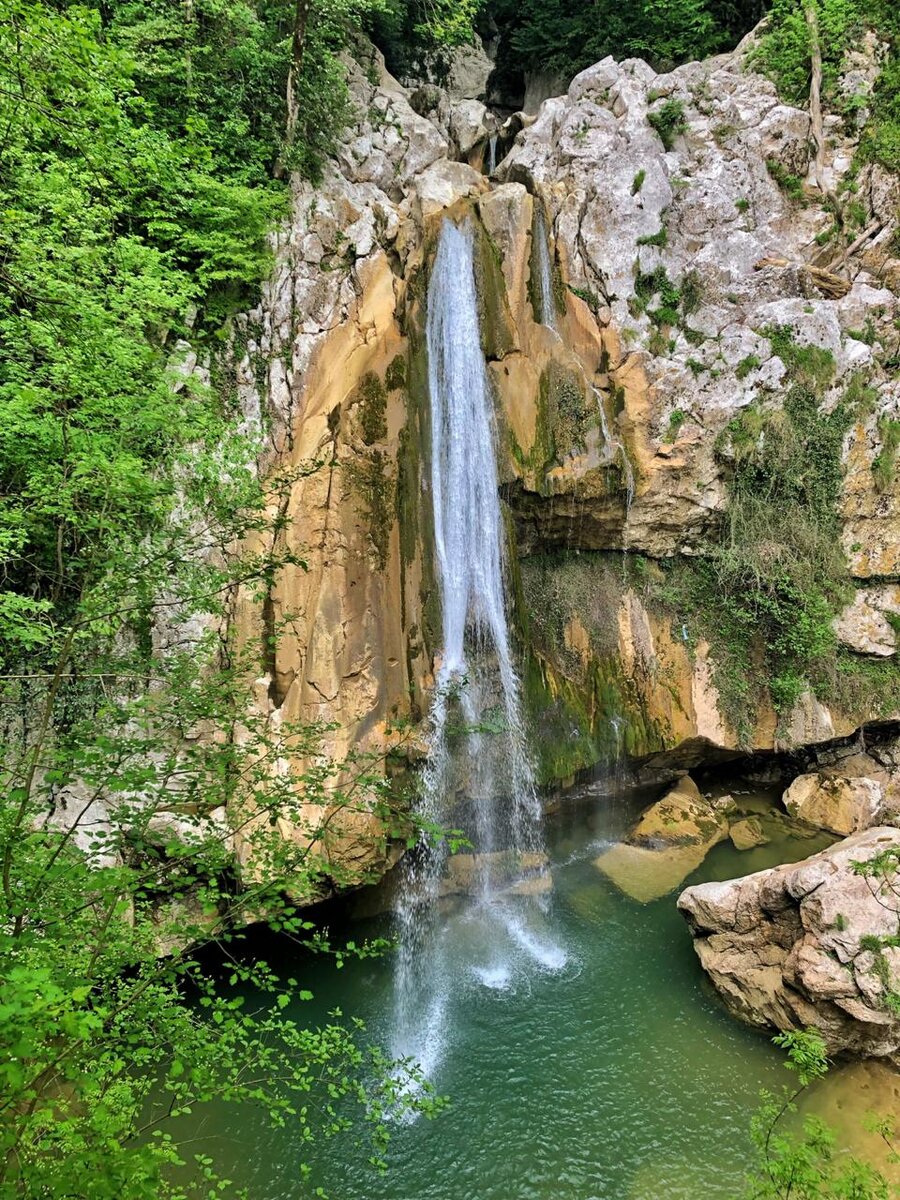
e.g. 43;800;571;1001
356;371;388;445
472;219;517;361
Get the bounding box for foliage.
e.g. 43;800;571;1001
0;0;437;680
872;417;900;492
766;158;806;200
755;0;900;173
0;633;437;1196
0;0;466;1193
641;328;866;741
664;409;687;442
356;372;389;444
745;1030;895;1199
647;99;689;150
487;0;761;89
369;0;482;76
850;847;900;1015
751;0;862;103
637;225;669;248
736;353;762;380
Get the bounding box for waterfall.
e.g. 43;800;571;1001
594;385;635;512
533;206;557;330
392;219;563;1084
487;134;497;174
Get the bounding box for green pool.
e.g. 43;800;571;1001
181;782;838;1200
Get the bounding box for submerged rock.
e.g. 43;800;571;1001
439;850;551;897
729;816;769;850
678;826;900;1057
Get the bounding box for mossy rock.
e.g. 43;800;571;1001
471;218;517;361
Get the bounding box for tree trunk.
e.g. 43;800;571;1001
285;0;312;148
804;0;826;193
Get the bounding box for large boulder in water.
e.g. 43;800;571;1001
678;826;900;1057
594;775;730;902
782;751;899;836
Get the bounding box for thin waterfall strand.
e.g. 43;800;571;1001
534;206;557;330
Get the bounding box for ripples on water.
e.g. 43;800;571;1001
175;785;838;1200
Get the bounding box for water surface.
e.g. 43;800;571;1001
183;782;839;1200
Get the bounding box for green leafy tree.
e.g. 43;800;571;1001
0;0;465;1193
486;0;744;91
746;1030;896;1199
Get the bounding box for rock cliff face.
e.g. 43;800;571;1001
215;30;900;883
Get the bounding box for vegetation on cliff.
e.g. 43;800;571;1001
0;1;464;1193
486;0;766;95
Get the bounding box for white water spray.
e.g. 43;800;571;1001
392;219;562;1080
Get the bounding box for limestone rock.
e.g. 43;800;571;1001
441;39;493;101
629;775;725;845
594;775;729;901
783;771;883;836
678;827;900;1056
730;817;769;850
497;41;899;565
449;98;490;156
834;586;900;656
412;159;485;221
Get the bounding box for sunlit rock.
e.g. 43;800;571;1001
678;826;900;1056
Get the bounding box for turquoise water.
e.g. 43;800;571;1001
182;783;835;1200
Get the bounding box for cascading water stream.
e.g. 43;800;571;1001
594;385;635;512
533;205;557;331
392;218;564;1082
486;133;497;174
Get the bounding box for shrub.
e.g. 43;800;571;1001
647;99;688;150
735;353;762;380
766;158;806;200
664;409;687;442
637;226;668;247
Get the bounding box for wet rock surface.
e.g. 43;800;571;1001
594;775;731;902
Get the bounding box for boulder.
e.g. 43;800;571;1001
629;775;726;845
594;775;729;901
730;817;769;850
411;159;485;221
443;39;492;100
449;98;489;156
678;827;900;1056
783;770;884;836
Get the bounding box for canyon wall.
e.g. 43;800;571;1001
219;31;900;884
